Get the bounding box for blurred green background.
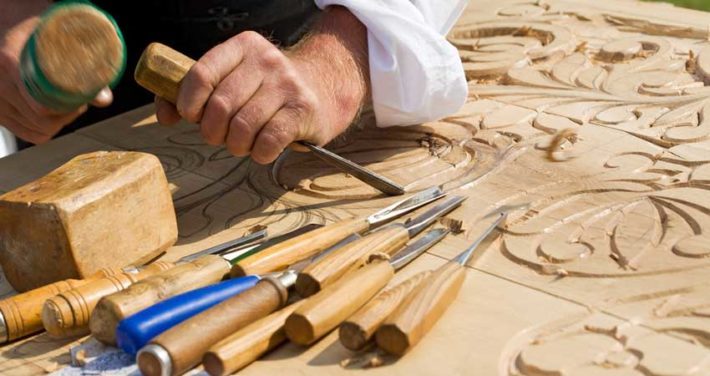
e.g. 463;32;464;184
646;0;710;11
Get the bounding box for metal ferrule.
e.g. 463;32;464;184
0;311;7;343
138;344;172;376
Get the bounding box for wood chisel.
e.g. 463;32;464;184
88;225;316;345
0;266;150;344
295;195;466;297
284;228;449;346
134;42;405;196
40;228;269;339
375;213;507;356
116;233;358;356
200;228;447;376
230;186;444;278
136;233;359;376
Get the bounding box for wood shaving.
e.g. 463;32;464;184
439;218;465;234
546;128;579;162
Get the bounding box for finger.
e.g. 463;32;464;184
90;88;113;108
176;35;248;123
225;87;284;157
2;108;52;144
155;96;181;125
199;66;264;145
251;108;304;165
14;81;85;134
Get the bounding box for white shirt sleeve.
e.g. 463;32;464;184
313;0;469;127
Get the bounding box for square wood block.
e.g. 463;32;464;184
0;151;177;292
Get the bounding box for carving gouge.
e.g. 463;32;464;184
88;225;317;345
134;42;405;196
230;186;444;277
203;301;305;376
376;213;507;356
0;266;144;343
117;233;357;357
136;235;358;376
41;229;268;338
295;195;466;297
284;228;449;346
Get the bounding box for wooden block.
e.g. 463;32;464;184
0;151;177;292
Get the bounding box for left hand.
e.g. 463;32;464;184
155;8;369;165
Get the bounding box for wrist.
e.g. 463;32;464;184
288;6;369;140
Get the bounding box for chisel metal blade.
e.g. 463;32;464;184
390;228;449;270
299;142;405;196
403;195;466;237
366;186;444;227
454;212;507;265
177;228;269;263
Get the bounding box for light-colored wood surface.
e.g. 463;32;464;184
0;0;709;374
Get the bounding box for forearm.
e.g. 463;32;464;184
288;6;370;134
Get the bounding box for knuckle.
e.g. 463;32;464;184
208;94;231;118
189;62;214;87
237;30;263;45
260;49;285;68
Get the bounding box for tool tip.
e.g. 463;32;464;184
137;344;172;376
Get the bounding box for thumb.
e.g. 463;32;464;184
90;88;113;107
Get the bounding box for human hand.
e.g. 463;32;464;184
0;14;113;144
155;7;369;164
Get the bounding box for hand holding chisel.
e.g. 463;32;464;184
375;213;506;355
134;42;404;196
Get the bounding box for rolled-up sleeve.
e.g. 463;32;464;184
314;0;469;127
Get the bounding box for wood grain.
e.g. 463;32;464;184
0;151;177;292
376;262;465;356
142;277;288;376
339;270;431;351
0;267;125;343
2;1;710;374
203;301;305;376
134;43;193;104
295;224;409;297
89;255;229;345
42;261;174;338
285;260;394;346
231;217;370;277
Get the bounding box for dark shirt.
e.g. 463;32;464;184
35;0;319;145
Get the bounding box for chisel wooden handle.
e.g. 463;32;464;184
285;260;394;345
139;277;289;376
376;261;466;356
90;255;230;345
135;42;193;104
0;266;125;343
203;301;305;376
295;225;409;297
231;217;370;277
42;261;174;338
339;270;430;351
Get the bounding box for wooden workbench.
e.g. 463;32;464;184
1;0;710;374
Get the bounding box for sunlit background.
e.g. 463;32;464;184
647;0;710;10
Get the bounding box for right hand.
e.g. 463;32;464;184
0;15;112;144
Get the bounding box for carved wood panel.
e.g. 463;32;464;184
0;0;708;374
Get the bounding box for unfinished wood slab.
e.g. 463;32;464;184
0;0;707;374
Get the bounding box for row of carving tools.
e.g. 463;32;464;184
0;186;505;375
